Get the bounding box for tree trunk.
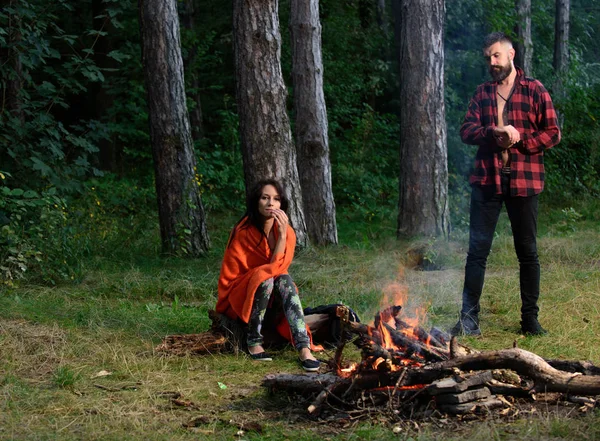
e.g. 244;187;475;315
290;0;337;245
514;0;533;76
233;0;308;246
395;0;449;237
553;0;570;75
91;0;119;172
553;0;569;105
376;0;388;33
139;0;210;256
180;0;205;142
553;0;569;124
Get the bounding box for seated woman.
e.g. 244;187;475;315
216;179;321;371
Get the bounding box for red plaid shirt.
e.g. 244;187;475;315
460;67;561;197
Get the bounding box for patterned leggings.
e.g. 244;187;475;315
247;274;310;350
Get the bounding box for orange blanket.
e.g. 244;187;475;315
216;219;320;350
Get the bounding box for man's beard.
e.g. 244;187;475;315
490;62;512;82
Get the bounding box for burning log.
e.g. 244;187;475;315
429;327;450;346
262;303;600;418
345;320;449;363
381;322;449;362
261;347;600;416
373;305;447;350
393;319;447;350
374;305;402;329
354;338;394;364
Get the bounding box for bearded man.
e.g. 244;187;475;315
450;32;561;337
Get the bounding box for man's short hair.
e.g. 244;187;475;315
483;32;513;50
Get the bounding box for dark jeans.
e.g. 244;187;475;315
461;174;540;319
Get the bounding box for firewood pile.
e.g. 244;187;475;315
155;310;247;356
262;305;600;419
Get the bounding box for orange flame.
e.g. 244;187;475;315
370;384;427;392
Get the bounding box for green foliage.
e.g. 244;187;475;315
195;100;245;212
545;51;600;197
0;0;112;192
331;106;399;220
557;207;584;234
67;174;159;259
0;172;81;286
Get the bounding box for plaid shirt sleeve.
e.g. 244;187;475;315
516;80;561;155
460;86;498;149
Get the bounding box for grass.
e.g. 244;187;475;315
1;198;600;440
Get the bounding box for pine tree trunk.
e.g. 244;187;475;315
514;0;533;76
553;0;569;124
180;0;205;142
396;0;449;238
139;0;210;256
553;0;570;74
290;0;337;245
92;0;119;173
233;0;308;246
376;0;388;33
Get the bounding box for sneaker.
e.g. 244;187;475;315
249;352;273;361
521;317;548;336
449;315;481;337
299;357;321;372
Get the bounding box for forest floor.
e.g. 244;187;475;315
1;199;600;440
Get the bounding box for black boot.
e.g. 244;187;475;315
449;313;481;336
520;316;547;336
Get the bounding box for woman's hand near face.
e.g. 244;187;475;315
269;209;288;261
271;209;288;239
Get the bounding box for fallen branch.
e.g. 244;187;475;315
262;348;600;400
421;348;600;395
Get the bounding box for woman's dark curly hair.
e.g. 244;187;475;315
227;179;289;247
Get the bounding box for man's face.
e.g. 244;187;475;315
484;42;514;82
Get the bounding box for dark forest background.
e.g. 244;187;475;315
1;0;599;285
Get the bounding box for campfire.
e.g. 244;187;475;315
262;304;600;418
156;285;600;421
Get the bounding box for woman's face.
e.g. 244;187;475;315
257;185;281;219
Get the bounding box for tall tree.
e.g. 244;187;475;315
553;0;570;124
139;0;210;256
554;0;570;78
233;0;308;246
180;0;205;143
376;0;388;32
91;0;119;172
514;0;533;75
395;0;449;237
290;0;337;245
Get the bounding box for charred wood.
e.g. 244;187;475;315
545;359;600;376
421;348;600;395
382;323;449;362
262;373;343;394
262;348;600;401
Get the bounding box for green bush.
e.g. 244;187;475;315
0;172;79;286
332;106;399;220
